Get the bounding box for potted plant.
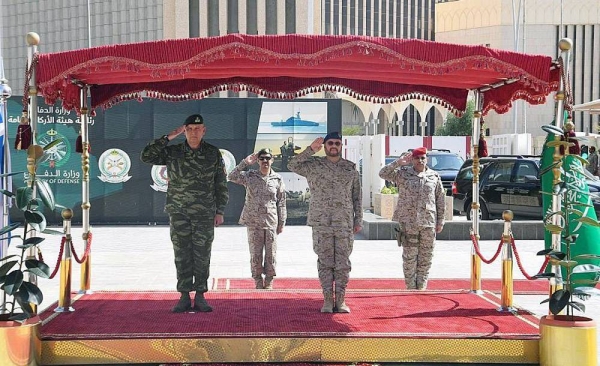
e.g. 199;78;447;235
374;185;399;219
536;124;600;366
0;142;63;366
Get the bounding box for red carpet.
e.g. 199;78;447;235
40;288;540;341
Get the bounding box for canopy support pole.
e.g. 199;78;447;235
470;91;483;294
548;38;572;312
25;34;40;313
78;85;92;294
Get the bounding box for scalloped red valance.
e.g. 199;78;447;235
33;34;559;115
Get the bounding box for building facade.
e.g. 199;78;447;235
436;0;600;136
1;0;439;135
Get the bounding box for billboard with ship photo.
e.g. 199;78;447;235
257;101;327;135
257;101;328;174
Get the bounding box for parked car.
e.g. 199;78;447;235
386;149;464;195
452;155;600;220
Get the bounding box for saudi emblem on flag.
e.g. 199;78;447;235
540;123;600;287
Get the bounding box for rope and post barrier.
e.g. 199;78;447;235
469;216;551;302
498;211;516;313
54;208;75;313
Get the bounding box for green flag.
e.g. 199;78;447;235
541;128;600;284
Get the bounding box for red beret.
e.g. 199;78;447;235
412;147;427;157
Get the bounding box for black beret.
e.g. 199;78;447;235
324;131;342;142
184;114;204;125
257;148;273;157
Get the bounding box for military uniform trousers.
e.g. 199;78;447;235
247;227;278;279
402;226;436;290
312;227;354;294
169;213;214;293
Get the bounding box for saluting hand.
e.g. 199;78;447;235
310;137;324;153
396;152;412;166
244;153;258;165
167;125;186;141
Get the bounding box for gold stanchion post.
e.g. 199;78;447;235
498;210;516;313
55;209;74;312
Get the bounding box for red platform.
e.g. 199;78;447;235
38;278;544;365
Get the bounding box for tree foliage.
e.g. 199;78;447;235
435;100;475;136
342;126;362;136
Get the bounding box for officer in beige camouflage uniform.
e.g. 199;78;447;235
141;114;229;313
228;148;286;290
379;147;445;290
288;132;362;313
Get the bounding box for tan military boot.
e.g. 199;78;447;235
321;292;334;313
264;276;274;289
335;292;350;313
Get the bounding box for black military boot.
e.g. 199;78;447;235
171;292;192;313
254;276;264;289
193;292;213;312
264;276;274;289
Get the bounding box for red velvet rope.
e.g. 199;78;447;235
38;236;66;280
510;236;550;281
70;232;92;264
469;233;503;264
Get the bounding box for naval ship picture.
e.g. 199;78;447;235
257;101;327;134
271;112;320;127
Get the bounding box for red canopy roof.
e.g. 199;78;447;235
34;34;560;115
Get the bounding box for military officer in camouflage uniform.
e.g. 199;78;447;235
228;148;286;290
288;132;362;313
141;114;229;313
379;147;445;290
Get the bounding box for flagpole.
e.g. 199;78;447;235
0;0;13;312
0;79;10;314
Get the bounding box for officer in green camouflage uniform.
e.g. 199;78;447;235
228;148;286;290
288;132;362;313
141;114;229;313
379;147;445;290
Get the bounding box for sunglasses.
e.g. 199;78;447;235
413;156;427;160
258;156;272;161
326;141;341;146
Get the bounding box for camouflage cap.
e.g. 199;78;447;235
184;114;204;125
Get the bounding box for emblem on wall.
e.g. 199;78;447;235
38;129;70;168
98;148;132;183
150;165;168;192
220;149;236;180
